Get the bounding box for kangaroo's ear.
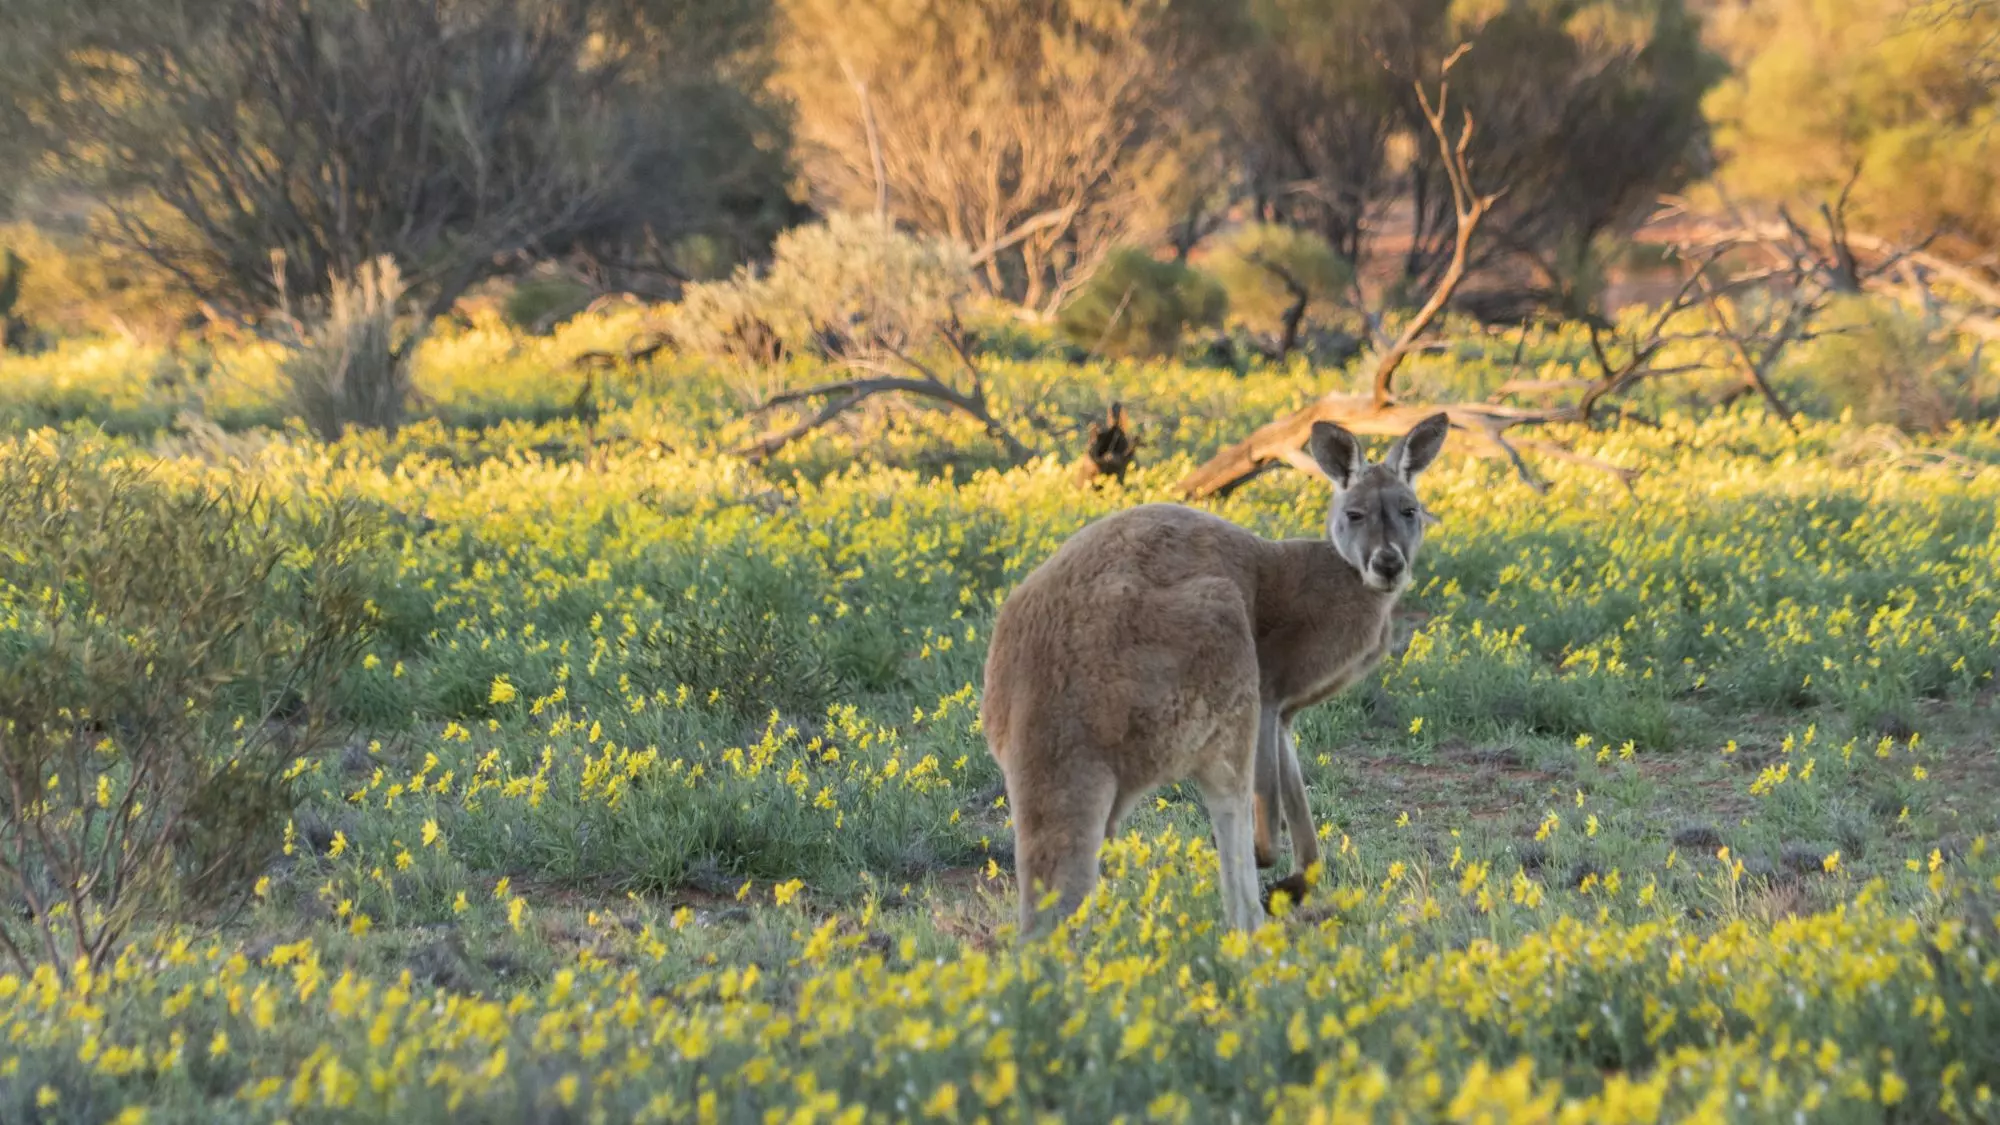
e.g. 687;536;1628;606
1307;421;1364;489
1384;413;1450;483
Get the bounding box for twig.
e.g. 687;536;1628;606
1698;277;1801;431
1370;55;1502;407
733;335;1035;464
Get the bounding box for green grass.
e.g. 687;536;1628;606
2;310;2000;1121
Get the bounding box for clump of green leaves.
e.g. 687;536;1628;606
502;275;594;336
1057;248;1225;358
0;437;379;974
1206;224;1352;357
672;214;975;365
1780;296;2000;432
0;247;27;352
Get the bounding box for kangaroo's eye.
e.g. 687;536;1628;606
1401;507;1419;519
1344;511;1364;523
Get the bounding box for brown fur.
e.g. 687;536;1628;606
982;415;1450;932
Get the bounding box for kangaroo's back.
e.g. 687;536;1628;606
982;504;1261;765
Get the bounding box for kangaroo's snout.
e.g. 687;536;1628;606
1368;546;1407;588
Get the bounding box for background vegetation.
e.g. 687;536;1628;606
2;0;1999;1121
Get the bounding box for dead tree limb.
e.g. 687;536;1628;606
733;319;1036;464
1574;259;1724;424
1181;50;1517;499
1577;190;1944;429
1697;276;1800;430
1489;378;1596;402
1180;395;1574;498
1370;48;1501;407
574;337;669;369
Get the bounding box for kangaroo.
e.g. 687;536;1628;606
981;414;1449;932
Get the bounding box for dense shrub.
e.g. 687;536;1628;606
0;246;25;351
1056;247;1225;358
501;275;594;335
0;437;378;973
1779;296;2000;431
1205;223;1352;354
278;257;419;440
671;214;974;364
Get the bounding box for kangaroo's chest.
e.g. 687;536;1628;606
1259;609;1394;716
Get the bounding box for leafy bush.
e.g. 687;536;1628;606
1780;296;2000;431
671;214;974;364
1057;247;1225;358
1205;223;1352;353
278;257;420;439
0;220;199;344
0;246;25;351
0;437;378;974
501;276;594;335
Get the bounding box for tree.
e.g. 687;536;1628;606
1403;0;1718;308
0;0;797;321
774;0;1231;314
1232;0;1447;266
1705;0;2000;265
1230;0;1717;316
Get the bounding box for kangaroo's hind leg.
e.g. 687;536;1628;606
1253;706;1284;869
1006;755;1119;936
1278;723;1320;877
1263;721;1320;911
1196;706;1267;932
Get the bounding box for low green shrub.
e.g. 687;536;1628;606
1779;295;2000;431
1057;248;1225;358
0;247;28;351
1205;223;1352;354
0;437;379;974
501;276;594;335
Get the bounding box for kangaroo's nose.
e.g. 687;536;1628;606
1372;550;1405;579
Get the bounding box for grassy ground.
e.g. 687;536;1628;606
2;313;1999;1123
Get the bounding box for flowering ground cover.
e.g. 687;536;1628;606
3;316;1999;1122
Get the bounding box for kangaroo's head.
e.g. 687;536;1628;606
1307;413;1450;593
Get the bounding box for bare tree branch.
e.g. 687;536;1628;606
1370;48;1501;407
733;323;1035;464
1698;276;1800;429
1181;51;1543;499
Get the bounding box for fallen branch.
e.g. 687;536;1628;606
574;337;669;369
1179;394;1586;498
749;375;947;414
1182;49;1537;498
732;322;1036;464
1489;378;1595;402
1511;438;1639;490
